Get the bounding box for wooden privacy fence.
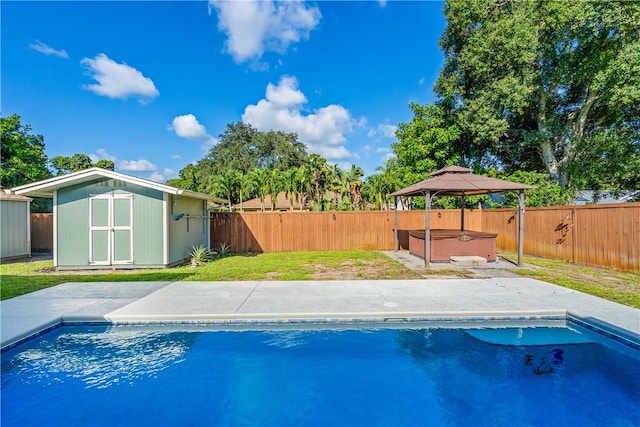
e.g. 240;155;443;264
30;213;53;252
211;209;483;253
482;203;639;274
211;203;639;274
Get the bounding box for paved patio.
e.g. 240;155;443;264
2;277;639;349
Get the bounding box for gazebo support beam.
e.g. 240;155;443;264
424;191;431;268
460;194;466;231
393;196;399;252
518;191;525;267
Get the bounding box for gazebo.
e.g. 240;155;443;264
389;166;534;267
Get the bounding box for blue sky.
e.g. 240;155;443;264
2;1;446;182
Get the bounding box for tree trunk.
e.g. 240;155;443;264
537;87;569;187
538;86;599;188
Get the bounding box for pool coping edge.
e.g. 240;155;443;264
3;309;639;353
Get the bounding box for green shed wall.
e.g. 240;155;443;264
0;199;30;260
168;195;209;264
56;178;164;269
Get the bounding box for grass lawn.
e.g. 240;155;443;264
505;253;640;309
0;250;461;300
1;250;638;308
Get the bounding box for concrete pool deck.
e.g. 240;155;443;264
2;278;639;350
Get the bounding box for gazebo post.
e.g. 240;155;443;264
460;194;466;231
424;191;431;268
518;191;525;266
393;196;399;252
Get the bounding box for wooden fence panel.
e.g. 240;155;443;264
483;203;639;274
572;204;639;273
211;204;639;273
30;213;53;252
480;208;518;252
211;209;482;253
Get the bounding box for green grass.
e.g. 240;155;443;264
501;252;640;308
0;250;428;300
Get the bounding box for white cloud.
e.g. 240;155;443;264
148;172;165;182
418;76;426;85
81;53;159;101
168;114;210;141
377;123;397;138
29;40;69;58
209;0;321;64
167;114;219;153
242;75;354;160
171;154;182;160
376;147;391;153
96;149;117;161
368;123;397;140
163;168;175;176
92;149;158;173
118;159;157;172
266;77;307;107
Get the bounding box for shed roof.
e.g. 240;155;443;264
0;191;32;201
11;167;226;203
389;166;534;197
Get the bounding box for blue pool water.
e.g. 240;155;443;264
2;325;639;427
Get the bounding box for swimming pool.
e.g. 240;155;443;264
2;324;639;426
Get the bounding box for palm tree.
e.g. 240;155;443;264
346;164;364;210
307;154;329;210
249;168;270;212
327;164;346;209
238;174;255;212
209;169;240;211
294;164;311;210
364;165;403;210
282;167;298;211
266;168;283;211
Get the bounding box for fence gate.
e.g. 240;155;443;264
89;193;133;265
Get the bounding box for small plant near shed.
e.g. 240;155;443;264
190;244;213;267
216;242;232;258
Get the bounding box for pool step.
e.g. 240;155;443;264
465;327;595;346
450;255;488;267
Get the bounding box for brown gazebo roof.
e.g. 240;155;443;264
389;166;534;197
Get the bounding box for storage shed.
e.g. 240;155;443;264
11;168;224;270
0;191;32;261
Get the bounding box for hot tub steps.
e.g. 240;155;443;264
450;255;488;267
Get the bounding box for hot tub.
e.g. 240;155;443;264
409;229;497;262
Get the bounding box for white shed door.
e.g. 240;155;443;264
89;194;133;265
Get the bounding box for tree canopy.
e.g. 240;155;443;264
1;114;51;188
169;122;369;211
197;122;308;178
433;0;640;188
50;153;115;175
